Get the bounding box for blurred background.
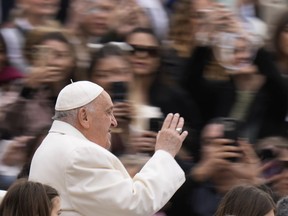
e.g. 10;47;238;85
1;0;288;215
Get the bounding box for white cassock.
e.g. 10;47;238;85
29;120;185;216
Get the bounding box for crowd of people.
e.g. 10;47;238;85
1;0;288;215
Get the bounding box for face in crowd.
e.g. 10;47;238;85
232;36;253;68
31;34;75;84
41;39;74;81
91;54;133;95
126;30;160;76
213;34;253;69
80;0;116;37
201;123;241;185
23;0;60;17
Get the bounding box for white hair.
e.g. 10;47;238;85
52;99;96;125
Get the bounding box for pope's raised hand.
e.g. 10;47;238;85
155;113;188;157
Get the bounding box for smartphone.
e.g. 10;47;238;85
220;118;239;162
221;118;238;141
111;81;128;102
262;160;284;179
149;118;164;133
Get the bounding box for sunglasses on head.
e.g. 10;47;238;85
129;45;159;57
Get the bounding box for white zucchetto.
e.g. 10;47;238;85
55;81;103;111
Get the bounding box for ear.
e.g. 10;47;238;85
77;107;90;129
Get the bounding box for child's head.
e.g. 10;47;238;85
0;179;61;216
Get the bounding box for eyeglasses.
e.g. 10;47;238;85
128;45;159;57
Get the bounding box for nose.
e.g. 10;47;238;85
47;54;61;67
239;50;249;59
111;114;118;127
46;51;57;63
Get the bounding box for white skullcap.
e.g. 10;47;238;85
55;81;104;111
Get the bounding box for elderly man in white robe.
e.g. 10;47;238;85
29;81;188;216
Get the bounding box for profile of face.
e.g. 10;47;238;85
91;55;133;94
80;0;115;37
50;196;61;216
24;0;59;17
85;91;117;149
35;38;74;82
126;32;160;75
280;24;288;57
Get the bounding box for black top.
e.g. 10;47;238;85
181;46;288;142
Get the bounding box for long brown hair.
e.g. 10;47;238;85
0;179;59;216
215;185;275;216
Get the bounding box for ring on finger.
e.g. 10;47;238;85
176;128;182;134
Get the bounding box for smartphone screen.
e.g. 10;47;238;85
111;81;128;102
221;118;238;141
220;118;239;162
262;160;284;178
149;118;163;133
